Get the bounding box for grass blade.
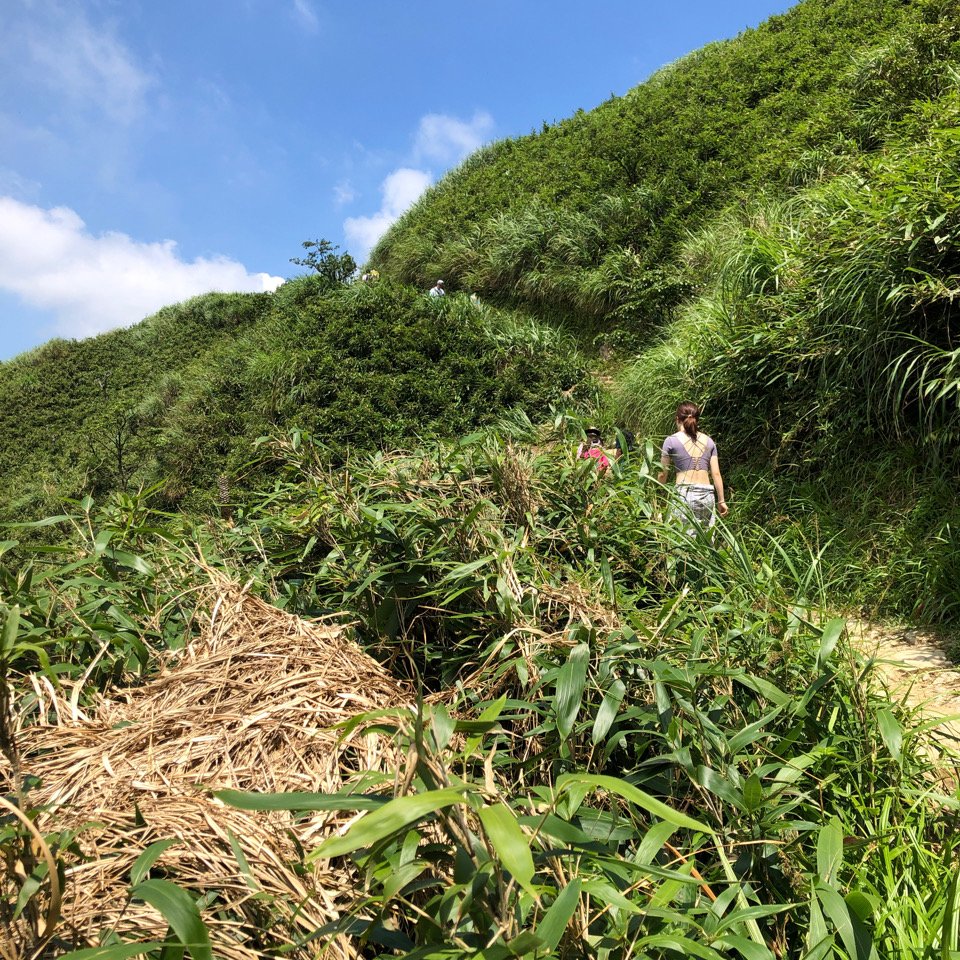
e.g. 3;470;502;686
536;878;582;952
310;788;467;860
132;879;212;960
477;803;536;893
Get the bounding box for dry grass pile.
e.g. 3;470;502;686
2;575;409;960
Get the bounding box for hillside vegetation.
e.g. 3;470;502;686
373;0;960;624
2;431;958;957
0;291;269;516
0;278;583;517
370;0;934;325
2;0;960;957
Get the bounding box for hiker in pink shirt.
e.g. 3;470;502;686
577;426;610;474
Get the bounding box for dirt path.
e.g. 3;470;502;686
851;622;960;752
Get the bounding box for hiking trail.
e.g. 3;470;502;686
851;621;960;748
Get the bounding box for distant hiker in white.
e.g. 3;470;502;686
429;279;445;297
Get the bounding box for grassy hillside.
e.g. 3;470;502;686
369;0;934;327
370;0;960;624
4;1;960;956
612;69;960;621
0;277;584;518
0;0;955;624
0;290;270;517
0;0;956;624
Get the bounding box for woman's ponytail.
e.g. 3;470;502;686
676;401;700;441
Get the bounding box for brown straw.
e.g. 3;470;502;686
1;573;409;960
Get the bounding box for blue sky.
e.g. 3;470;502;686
0;0;795;360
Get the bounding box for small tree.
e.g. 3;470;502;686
290;239;357;286
91;374;139;489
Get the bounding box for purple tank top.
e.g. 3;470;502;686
661;432;716;472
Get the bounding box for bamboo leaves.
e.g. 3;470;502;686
477;803;536;894
816;618;845;672
555;641;590;740
132;880;213;960
535;879;582;952
592;676;626;743
311;788;469;860
8;375;960;958
129;839;180;886
58;882;213;960
555;773;712;834
816;819;844;886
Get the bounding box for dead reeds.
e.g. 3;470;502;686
2;574;409;960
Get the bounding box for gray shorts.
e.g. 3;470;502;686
671;484;716;534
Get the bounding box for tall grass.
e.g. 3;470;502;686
2;425;957;957
614;86;960;623
205;428;960;959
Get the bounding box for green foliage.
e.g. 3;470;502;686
289;237;357;286
0;424;956;956
613;84;960;622
0;281;585;517
370;0;925;327
147;282;585;506
0;491;204;697
0;291;271;519
5;0;960;953
201;428;958;959
733;460;960;623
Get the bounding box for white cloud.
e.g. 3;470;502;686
344;168;433;262
291;0;320;32
333;180;356;207
17;1;155;125
341;111;494;263
414;111;494;164
0;197;284;340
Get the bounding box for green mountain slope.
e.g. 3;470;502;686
0;277;582;517
369;0;927;323
0;291;271;517
1;0;958;621
4;3;960;954
368;0;960;622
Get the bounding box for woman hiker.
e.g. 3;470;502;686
658;401;728;533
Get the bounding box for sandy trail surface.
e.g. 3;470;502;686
851;621;960;753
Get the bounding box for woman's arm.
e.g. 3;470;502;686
658;453;670;484
710;454;728;516
658;436;672;483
